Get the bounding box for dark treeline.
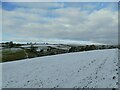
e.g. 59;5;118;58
68;44;119;53
2;41;23;48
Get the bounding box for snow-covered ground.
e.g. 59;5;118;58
2;49;118;88
2;48;23;53
0;47;3;49
20;44;57;48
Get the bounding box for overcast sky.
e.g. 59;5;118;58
2;2;118;44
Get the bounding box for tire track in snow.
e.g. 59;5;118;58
56;59;98;88
70;53;112;88
81;51;118;88
78;58;108;88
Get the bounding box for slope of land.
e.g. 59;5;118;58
2;49;118;88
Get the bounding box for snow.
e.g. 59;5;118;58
20;45;56;48
50;45;71;50
2;39;104;45
2;49;118;88
0;47;3;49
2;48;22;53
10;48;22;51
41;39;104;45
0;64;2;89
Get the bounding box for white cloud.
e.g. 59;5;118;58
2;3;118;44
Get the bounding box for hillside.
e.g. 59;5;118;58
2;49;118;88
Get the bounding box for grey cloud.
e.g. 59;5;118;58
2;3;118;44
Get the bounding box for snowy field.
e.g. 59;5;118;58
2;49;118;88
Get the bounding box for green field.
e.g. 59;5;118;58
1;49;26;62
1;48;38;62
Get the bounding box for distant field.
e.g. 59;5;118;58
1;44;118;62
2;48;26;62
1;48;38;62
1;45;69;62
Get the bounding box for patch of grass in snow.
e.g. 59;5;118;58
1;49;26;62
1;49;38;62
